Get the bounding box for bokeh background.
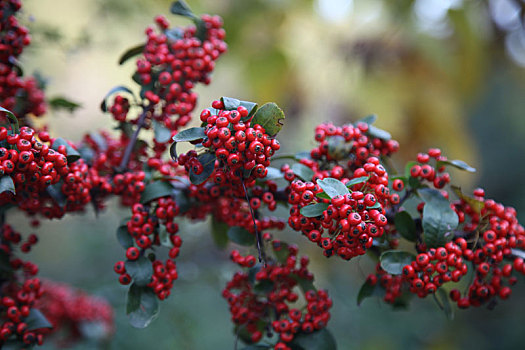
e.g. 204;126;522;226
10;0;525;348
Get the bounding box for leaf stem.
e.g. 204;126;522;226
242;181;267;267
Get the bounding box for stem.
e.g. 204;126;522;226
242;181;267;267
117;106;151;173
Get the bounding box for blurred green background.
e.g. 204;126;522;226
10;0;525;348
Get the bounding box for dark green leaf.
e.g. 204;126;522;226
289;328;337;350
404;161;418;179
169;141;178;161
220;96;240;110
254;280;274;293
419;188;459;248
315;191;331;200
140;181;174;204
356;114;377;125
240;346;272;350
0;249;12;276
211;217;229;249
300;203;329;217
295;150;311;160
189;152;216;185
48;96;82;112
273;241;290;264
46;182;66;208
126;283;159;328
394;211;417;242
291;163;314;181
172;127;206;142
0;106;19;134
1;340;27;350
250;102;285;137
173;189;190;213
227;226;254;246
346;176;369;188
408;176;422;189
158;224;173;248
52;137;81;163
26;309;53;330
437;159;476;173
317;178;349;198
367;125;391;140
153;120;172;143
357;279;381;306
119;43;145;65
0;175;15;196
435;288;454;320
116;225;133;248
262;167;283;181
450;186;484;214
125;256;153;286
240;101;258;121
170;0;196;18
380;250;415;275
100;85;135;112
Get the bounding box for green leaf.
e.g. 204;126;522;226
0;249;12;276
317;178;349;198
100;85;135;112
240;346;272;350
170;141;178;161
220;96;240;110
119;43;145;65
116;225;133;248
367;202;381;210
300;203;329;217
140;181;174;204
357;279;381;306
153;120;172;143
356;114;377;125
380;250;416;275
262;167;283;181
437;159;476;173
254;280;274;293
435;288;454;320
48;96;82;113
172;127;206;142
346;176;369;188
211;217;229;249
170;0;196;18
450;186;484;214
0;175;15;196
315;191;331;200
125;256;153;286
240;101;258;121
227;226;254;246
189;152;216;185
291;163;314;181
1;340;27;350
408;176;422;189
52;137;81;163
289;328;337;350
394;211;417;242
273;241;290;264
367;125;391;140
25;309;53;330
419;188;459;248
250;102;285;137
126;283;159;328
0;106;19;134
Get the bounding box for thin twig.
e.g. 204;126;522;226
117;106;151;172
242;181;267;267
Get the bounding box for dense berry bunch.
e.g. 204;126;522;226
287;157;391;260
310;122;399;171
408;148;451;189
114;200;181;300
223;241;332;349
0;0;46;118
36;280;114;347
366;264;404;305
0;224;46;347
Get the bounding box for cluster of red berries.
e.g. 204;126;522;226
114;200;181;300
35;280;114;347
401;241;468;298
287;157;392;260
366;264;404;304
223;241;332;349
0;0;46;118
447;189;525;308
310;122;399;171
0;224;46;347
118;13;227;131
108;96;130;122
408;148;451;189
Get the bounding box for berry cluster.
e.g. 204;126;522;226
0;224;45;347
114;200;181;300
36;280;114;347
0;0;46;118
287;157;392;260
223;241;332;349
366;264;404;305
408;148;451;189
310;122;399;171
